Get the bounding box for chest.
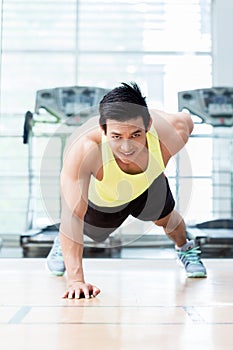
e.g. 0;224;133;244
92;148;149;181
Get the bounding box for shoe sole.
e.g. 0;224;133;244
187;272;207;278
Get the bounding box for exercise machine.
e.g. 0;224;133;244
21;85;121;258
178;87;233;257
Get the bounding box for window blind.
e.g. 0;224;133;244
1;0;211;113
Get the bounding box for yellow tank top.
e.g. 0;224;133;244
88;125;165;207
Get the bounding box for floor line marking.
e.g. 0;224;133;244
183;306;206;323
8;306;31;324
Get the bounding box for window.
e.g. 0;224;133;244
0;0;212;234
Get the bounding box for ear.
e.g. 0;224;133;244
147;117;153;131
99;123;107;134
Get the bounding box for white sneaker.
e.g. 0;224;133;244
176;240;207;278
46;236;66;276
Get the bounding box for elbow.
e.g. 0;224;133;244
187;115;194;135
73;202;88;221
60;199;87;222
182;112;194;135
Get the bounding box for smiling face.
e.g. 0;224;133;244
105;116;152;165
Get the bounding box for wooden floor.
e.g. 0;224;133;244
0;258;233;350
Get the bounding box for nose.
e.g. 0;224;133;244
120;139;133;153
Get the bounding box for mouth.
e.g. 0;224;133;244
117;151;136;163
120;151;135;157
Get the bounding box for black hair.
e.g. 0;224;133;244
99;82;151;133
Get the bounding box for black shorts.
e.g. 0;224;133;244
84;173;175;242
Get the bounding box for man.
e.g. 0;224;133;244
47;82;207;299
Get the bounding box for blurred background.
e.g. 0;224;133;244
0;0;232;259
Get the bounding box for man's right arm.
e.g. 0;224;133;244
59;139;101;299
151;109;194;166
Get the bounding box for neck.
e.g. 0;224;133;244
115;149;149;174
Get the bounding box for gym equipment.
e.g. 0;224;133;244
186;219;233;258
35;86;108;126
178;87;233;127
23;86;110;144
21;85;121;258
178;87;233;257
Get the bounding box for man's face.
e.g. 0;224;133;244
105;116;150;165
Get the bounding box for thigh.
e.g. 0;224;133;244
131;174;175;221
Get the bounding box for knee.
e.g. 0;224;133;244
155;211;173;228
155;210;183;231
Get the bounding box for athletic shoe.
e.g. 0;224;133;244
46;236;66;276
176;240;207;278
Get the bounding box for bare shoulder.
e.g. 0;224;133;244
150;109;194;163
151;109;193;138
62;116;102;177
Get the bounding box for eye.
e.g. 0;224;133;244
131;132;141;138
112;135;121;140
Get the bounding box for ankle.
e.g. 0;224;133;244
176;240;195;252
175;240;188;250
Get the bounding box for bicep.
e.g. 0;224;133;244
60;144;92;219
60;171;90;218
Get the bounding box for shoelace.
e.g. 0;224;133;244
53;243;63;258
179;246;202;265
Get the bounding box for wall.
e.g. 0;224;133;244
212;0;233;218
212;0;233;86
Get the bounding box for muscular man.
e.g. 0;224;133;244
46;82;207;299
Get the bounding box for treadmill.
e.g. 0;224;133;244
21;86;122;258
178;87;233;257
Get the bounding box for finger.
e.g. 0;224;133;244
75;289;82;299
62;291;69;299
68;289;75;299
82;286;91;299
92;286;101;297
